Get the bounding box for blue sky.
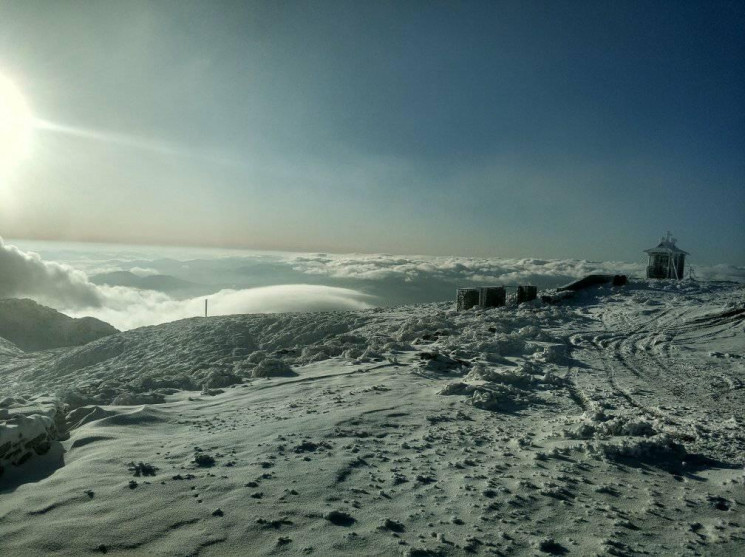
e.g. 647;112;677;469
0;1;742;264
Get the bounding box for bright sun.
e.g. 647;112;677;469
0;73;33;173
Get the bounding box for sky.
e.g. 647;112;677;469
0;1;743;264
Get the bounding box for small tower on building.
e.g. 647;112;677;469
644;232;688;279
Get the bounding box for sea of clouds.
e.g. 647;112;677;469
2;237;743;330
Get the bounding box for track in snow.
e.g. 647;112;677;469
567;285;745;462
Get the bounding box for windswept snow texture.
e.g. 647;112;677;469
0;280;743;556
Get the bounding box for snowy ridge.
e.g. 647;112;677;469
0;300;570;408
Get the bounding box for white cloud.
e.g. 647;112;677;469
289;253;645;286
0;236;103;307
288;252;745;285
207;285;373;314
128;266;160;277
66;284;374;330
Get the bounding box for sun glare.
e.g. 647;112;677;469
0;73;33;173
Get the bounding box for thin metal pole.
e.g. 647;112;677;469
205;299;208;318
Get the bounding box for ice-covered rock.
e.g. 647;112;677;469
0;397;66;476
252;358;296;378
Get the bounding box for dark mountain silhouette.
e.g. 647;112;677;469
0;298;118;352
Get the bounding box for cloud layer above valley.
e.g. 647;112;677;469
290;253;645;286
1;239;374;330
3;238;743;331
65;285;374;330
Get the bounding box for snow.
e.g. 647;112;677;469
0;279;743;556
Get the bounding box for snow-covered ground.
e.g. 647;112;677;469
1;279;743;556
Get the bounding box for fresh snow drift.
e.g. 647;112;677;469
0;279;743;556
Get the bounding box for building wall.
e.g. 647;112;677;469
647;253;685;279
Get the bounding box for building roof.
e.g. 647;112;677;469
644;232;689;255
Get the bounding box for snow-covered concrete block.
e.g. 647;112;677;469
480;286;506;308
517;285;537;304
456;288;480;310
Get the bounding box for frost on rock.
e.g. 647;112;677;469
531;343;567;363
0;397;66;476
201;369;243;388
466;363;538;388
590;433;689;467
438;382;475;396
416;351;469;373
564;415;660;440
471;384;539;412
251;358;296;378
599;416;659;438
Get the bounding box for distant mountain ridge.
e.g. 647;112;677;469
0;298;118;352
89;270;202;295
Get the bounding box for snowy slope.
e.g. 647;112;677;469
0;280;743;556
0;336;22;357
0;296;573;408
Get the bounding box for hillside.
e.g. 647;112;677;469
0;298;118;352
